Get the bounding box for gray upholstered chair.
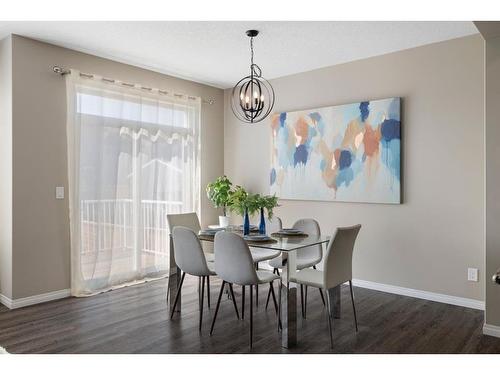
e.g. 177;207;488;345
210;231;280;348
248;217;282;310
166;212;213;305
267;218;325;315
169;226;220;331
291;224;362;348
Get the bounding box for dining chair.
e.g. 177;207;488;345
247;217;282;311
291;224;362;348
210;231;280;348
267;218;326;316
170;226;224;331
166;212;214;305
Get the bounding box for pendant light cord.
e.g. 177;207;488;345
250;36;254;68
250;36;262;77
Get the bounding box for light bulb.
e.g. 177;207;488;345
245;96;250;103
254;91;258;98
260;94;265;102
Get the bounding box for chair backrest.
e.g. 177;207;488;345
172;226;212;276
166;212;201;233
294;218;323;262
214;231;259;285
323;225;362;289
266;216;282;235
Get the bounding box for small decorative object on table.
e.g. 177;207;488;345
254;194;279;235
243;209;250;236
228;186;260;236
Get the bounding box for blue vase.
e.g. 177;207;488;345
243;210;250;236
259;208;266;235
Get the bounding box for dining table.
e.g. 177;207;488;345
168;228;338;348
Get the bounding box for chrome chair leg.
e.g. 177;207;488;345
210;281;226;335
349;280;359;332
170;272;186;319
325;291;334;349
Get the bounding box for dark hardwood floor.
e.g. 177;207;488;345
1;276;499;354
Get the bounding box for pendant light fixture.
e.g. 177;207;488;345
231;30;275;124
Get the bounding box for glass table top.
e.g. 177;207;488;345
198;231;330;252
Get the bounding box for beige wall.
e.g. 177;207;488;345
224;35;485;301
0;36;13;299
485;36;500;326
9;35;224;299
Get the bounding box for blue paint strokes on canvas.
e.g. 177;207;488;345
310;112;325;136
388;98;400;121
359;102;370;122
337;167;354;187
306;126;317;144
320;159;326;171
381;119;400;141
339;150;352;170
310;112;321;123
279;112;287;127
277;125;291;168
270;168;276;185
294;144;309;166
381;139;400;181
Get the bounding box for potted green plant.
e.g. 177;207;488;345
206;176;233;227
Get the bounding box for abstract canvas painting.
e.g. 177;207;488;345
270;97;401;204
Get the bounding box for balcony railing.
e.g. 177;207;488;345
80;199;183;256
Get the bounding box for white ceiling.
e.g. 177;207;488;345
0;21;478;88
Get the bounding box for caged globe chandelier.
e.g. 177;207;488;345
231;30;275;124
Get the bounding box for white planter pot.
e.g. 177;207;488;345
219;215;230;228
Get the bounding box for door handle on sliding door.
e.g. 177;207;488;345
493;269;500;285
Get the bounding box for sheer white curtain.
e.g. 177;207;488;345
65;70;200;296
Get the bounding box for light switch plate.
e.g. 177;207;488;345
468;268;478;282
56;186;64;199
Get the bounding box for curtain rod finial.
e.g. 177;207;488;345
53;66;70;75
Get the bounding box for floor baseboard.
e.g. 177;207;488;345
0;289;71;309
0;294;12;309
483;323;500;338
0;278;485;312
351;279;484;310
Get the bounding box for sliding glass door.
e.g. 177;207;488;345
66;71;200;296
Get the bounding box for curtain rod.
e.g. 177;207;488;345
52;65;215;105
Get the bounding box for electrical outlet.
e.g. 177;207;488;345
468;268;478;282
